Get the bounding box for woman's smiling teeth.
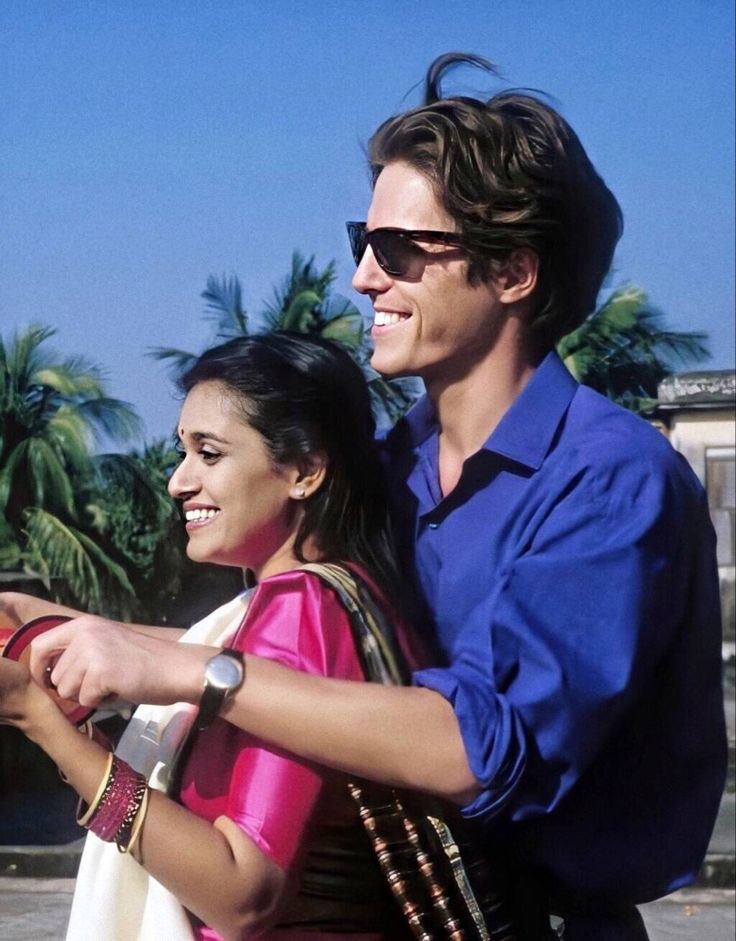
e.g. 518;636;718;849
373;311;409;327
185;508;220;522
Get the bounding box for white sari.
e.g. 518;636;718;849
65;590;252;941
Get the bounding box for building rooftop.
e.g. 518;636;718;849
657;371;735;410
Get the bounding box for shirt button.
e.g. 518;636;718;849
428;522;439;530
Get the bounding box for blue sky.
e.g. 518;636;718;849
2;0;734;442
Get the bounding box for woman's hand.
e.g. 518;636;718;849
0;658;55;733
28;616;210;708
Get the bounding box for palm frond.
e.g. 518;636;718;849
23;508;135;611
201;274;248;337
95;450;175;518
320;313;365;350
6;324;58;391
557;285;711;411
147;346;199;378
0;438;77;517
76;396;143;443
23;508;102;609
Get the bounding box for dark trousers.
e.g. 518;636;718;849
510;881;650;940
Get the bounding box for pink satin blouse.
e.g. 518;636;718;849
178;568;408;940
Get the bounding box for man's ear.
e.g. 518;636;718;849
496;249;539;305
289;452;327;500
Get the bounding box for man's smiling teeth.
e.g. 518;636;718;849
185;508;220;522
374;311;409;326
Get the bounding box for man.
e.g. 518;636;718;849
6;54;726;939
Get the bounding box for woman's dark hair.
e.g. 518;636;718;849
369;53;623;347
179;332;401;599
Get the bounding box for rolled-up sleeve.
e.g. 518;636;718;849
416;447;697;822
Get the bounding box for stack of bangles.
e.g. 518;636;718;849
76;754;150;854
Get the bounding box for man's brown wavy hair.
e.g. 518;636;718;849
368;53;623;347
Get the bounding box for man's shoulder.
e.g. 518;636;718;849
559;384;700;496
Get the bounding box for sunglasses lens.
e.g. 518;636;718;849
346;223;367;266
372;231;427;278
345;223;427;278
370;231;406;276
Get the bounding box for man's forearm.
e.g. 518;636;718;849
220;656;481;804
21;606;479;802
129;624;186;641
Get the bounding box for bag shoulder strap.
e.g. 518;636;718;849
299;562;410;685
298;562;513;941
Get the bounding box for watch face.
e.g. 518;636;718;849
207;653;243;691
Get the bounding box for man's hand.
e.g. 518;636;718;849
28;616;209;709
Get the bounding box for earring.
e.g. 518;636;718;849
294;486;306;499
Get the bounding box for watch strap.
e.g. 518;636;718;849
196;648;244;731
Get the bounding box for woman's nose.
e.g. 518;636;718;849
168;457;198;499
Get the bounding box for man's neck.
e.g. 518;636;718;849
427;342;542;497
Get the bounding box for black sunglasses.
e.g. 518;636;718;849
346;222;466;279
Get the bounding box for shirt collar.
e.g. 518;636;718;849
402;351;578;471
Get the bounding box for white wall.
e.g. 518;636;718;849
667;411;736;484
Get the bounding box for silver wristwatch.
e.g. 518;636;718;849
196;649;245;730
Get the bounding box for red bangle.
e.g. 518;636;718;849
79;756;148;851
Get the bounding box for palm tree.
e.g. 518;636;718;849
557;286;710;412
0;324;143;611
151;253;419;427
87;440;185;620
89;441;178;568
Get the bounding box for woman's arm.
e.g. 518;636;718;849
0;592;185;640
1;661;286;940
0;592;82;627
27;616;479;803
26;579;479;802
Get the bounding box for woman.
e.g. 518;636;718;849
0;333;430;940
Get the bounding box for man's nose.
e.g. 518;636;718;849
352;245;392;296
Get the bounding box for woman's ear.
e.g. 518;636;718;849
289;452;327;500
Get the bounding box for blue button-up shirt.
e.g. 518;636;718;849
382;351;726;907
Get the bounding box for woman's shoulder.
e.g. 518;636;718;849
233;566;366;680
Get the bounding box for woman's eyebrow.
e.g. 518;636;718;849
180;430;232;445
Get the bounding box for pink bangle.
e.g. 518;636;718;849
91;759;144;841
78;756;148;852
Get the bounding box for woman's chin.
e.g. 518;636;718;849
185;542;211;564
186;543;242;569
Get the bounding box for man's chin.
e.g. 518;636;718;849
369;352;416;381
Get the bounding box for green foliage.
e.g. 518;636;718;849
0;325;144;614
557;286;710;412
23;508;135;610
91;442;178;571
151;252;419;427
6;281;704;621
87;441;186;620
